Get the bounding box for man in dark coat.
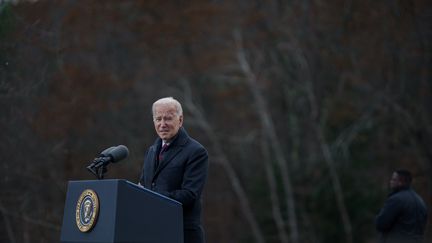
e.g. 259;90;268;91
139;97;209;243
375;169;428;243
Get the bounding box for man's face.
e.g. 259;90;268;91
389;172;403;190
153;103;183;142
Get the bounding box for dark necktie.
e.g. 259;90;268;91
158;144;168;162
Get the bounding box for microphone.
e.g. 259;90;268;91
100;146;116;157
106;145;129;163
87;145;129;179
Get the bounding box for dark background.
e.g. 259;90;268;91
0;0;431;242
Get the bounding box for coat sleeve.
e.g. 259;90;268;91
375;195;402;232
162;146;209;207
138;148;151;187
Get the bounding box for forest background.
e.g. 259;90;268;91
0;0;431;243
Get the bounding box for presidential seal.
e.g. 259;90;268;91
75;189;99;232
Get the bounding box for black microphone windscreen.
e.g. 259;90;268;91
100;146;116;157
109;145;129;163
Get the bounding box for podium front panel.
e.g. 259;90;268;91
60;179;183;243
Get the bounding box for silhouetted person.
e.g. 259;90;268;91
376;169;428;243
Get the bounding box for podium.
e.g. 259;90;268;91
60;179;183;243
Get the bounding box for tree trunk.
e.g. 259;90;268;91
181;83;266;243
234;29;300;243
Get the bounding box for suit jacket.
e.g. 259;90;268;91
375;187;428;243
139;127;209;229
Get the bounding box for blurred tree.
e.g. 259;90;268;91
0;0;430;242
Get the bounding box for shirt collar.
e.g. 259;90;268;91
162;141;170;147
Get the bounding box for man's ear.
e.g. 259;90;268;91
179;115;184;126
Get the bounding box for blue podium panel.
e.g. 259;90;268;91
60;179;183;243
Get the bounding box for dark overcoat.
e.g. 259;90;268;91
139;127;209;243
375;187;428;243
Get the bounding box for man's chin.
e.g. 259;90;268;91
159;135;171;140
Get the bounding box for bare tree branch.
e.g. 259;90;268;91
0;201;16;243
306;82;353;243
4;211;61;231
180;80;266;243
234;29;300;243
261;131;290;243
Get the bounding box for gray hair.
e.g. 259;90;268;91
152;97;183;116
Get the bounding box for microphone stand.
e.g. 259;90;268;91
87;157;110;180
